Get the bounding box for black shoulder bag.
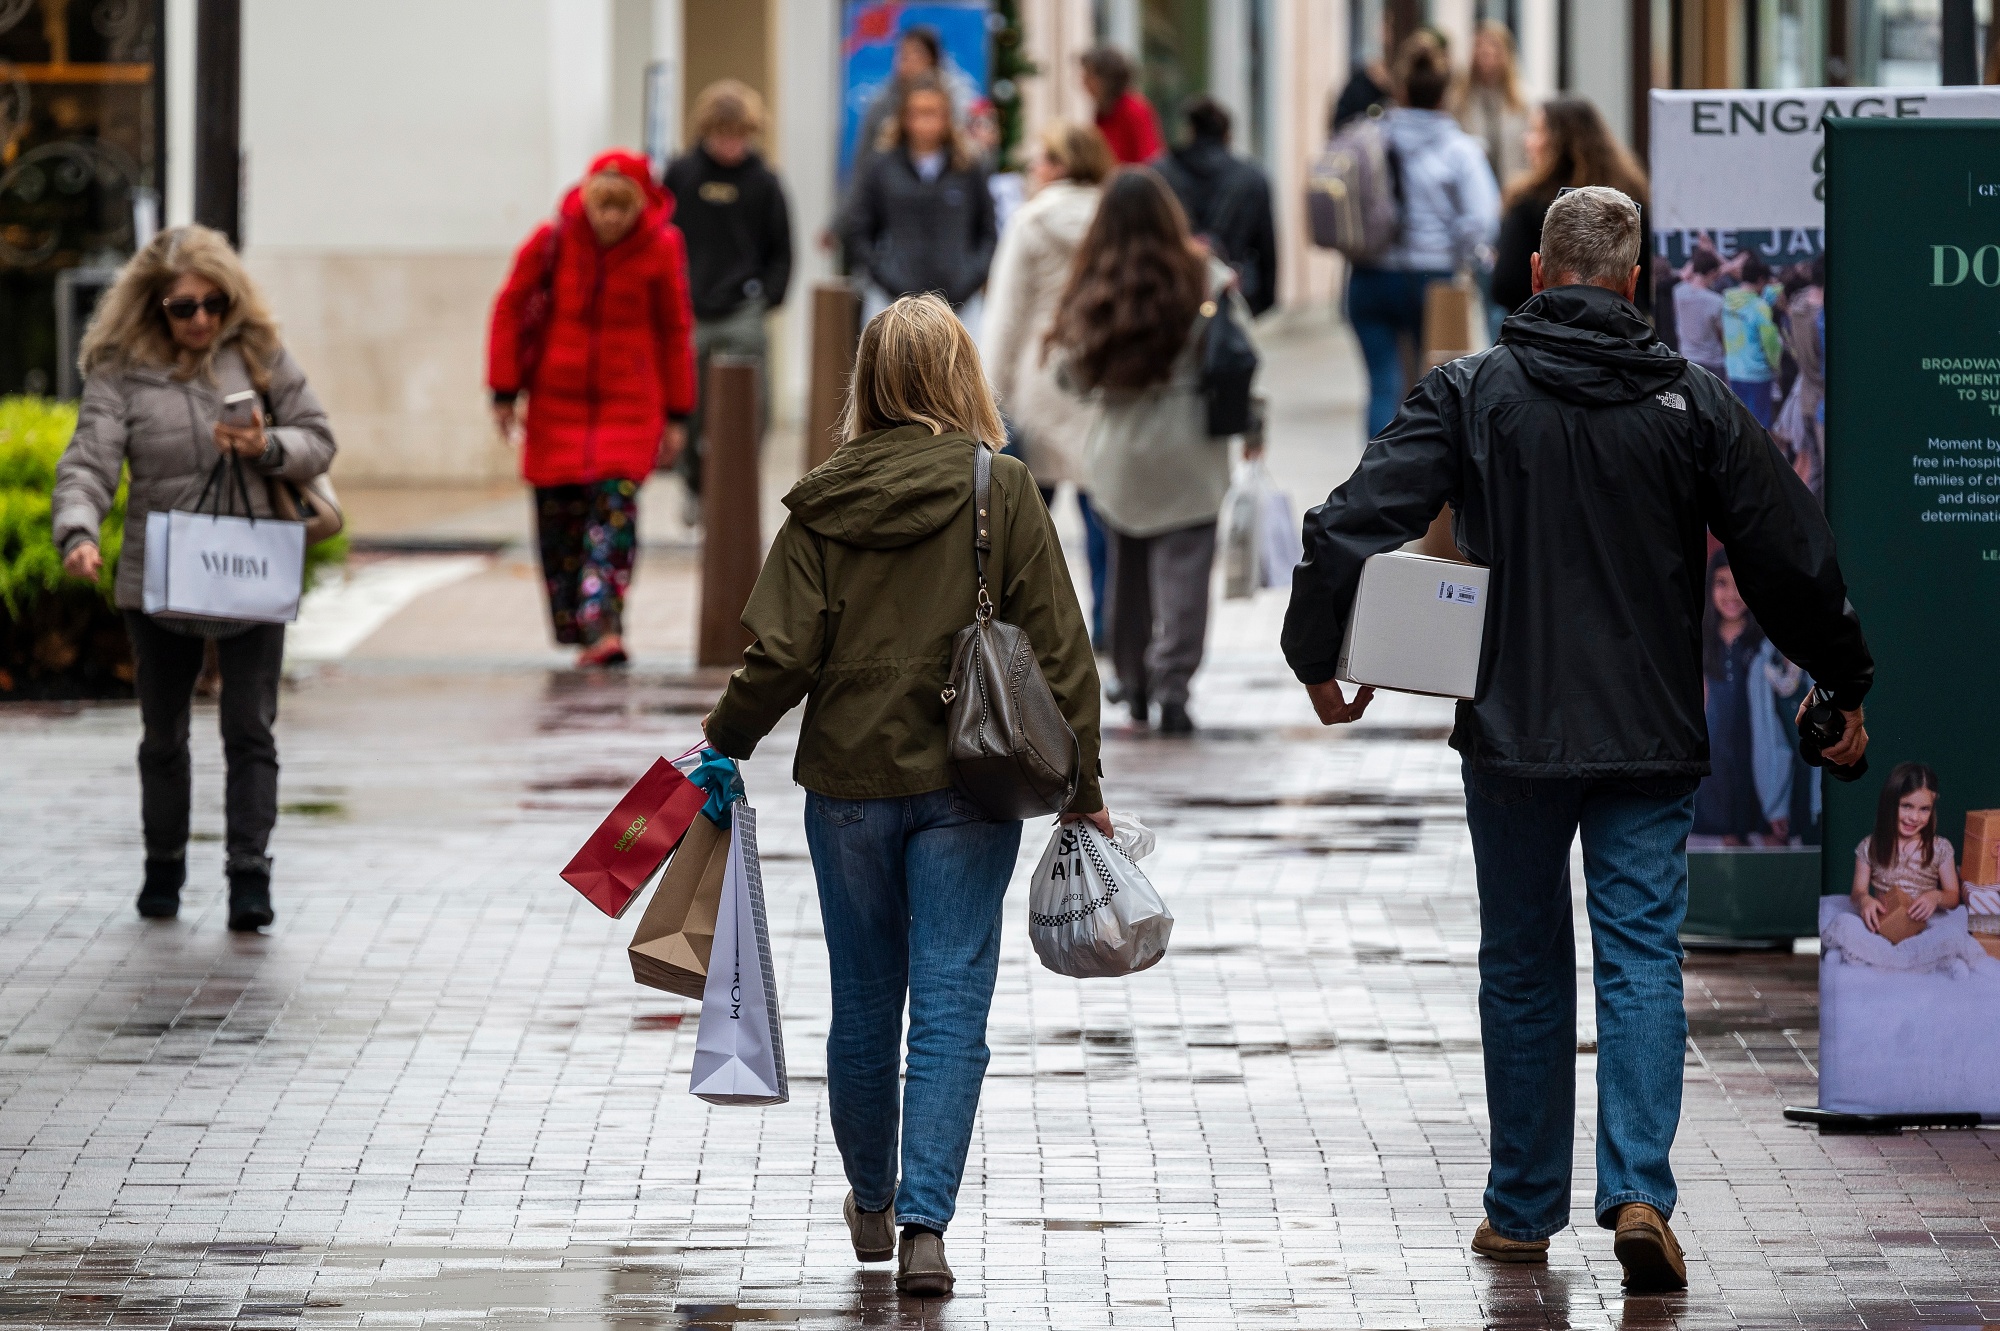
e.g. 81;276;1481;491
1200;290;1259;438
941;444;1081;820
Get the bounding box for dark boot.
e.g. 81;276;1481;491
1127;693;1149;726
1158;702;1194;736
137;858;184;919
227;867;275;932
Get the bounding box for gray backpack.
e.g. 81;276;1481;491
1307;111;1401;263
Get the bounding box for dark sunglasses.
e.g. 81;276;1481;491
161;294;229;320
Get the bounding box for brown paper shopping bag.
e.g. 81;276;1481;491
629;811;731;998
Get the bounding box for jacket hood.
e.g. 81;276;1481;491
1169;137;1234;179
1020;178;1100;245
783;426;975;550
1385;107;1464;152
559;148;675;232
1498;284;1685;404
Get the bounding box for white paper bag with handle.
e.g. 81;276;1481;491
690;802;789;1106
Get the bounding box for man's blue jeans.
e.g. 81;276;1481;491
803;789;1022;1234
1461;763;1698;1240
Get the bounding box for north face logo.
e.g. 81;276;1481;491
1656;391;1687;411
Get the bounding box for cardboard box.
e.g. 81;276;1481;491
1965;809;2000;841
1964;833;2000;886
1337;551;1490;700
1980;935;2000;963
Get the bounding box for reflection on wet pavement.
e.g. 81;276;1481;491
4;644;2000;1328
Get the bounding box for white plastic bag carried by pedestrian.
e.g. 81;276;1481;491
1029;818;1173;978
1257;481;1301;590
689;801;790;1106
1217;458;1299;599
1218;460;1263;599
142;459;305;624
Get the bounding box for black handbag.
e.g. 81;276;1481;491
941;443;1081;820
1199;291;1259;438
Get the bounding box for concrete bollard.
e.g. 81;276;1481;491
805;281;861;473
698;356;762;668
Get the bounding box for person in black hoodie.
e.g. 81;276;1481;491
663;80;793;502
1154;96;1277;317
1282;187;1872;1290
839;74;995;318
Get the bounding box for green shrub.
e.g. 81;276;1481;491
0;394;345;619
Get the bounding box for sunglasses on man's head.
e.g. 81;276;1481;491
161;294;229;321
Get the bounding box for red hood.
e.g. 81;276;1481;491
558;148;674;233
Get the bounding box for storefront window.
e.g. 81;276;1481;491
0;0;161;397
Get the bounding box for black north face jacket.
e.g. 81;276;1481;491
1282;284;1873;778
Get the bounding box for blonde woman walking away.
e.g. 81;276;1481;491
702;294;1108;1298
52;224;337;931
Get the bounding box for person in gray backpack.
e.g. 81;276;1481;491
1342;35;1498;438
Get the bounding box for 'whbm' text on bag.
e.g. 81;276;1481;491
198;551;270;580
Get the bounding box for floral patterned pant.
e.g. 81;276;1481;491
534;479;639;645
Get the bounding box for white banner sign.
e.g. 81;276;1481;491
1651;86;2000;232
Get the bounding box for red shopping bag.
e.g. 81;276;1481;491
560;757;708;917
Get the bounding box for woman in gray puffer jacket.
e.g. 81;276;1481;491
53;224;336;931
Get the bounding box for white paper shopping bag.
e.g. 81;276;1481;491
689;802;789;1106
159;508;305;622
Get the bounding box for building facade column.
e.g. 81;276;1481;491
1020;0;1096;135
1271;0;1344;312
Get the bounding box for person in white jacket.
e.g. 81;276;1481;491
1347;35;1500;437
983;120;1116;641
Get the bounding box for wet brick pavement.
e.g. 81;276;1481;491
7;594;2000;1330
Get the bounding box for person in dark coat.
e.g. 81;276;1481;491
840;74;996;316
1282;187;1872;1290
1154;96;1278;318
1488;97;1651;319
663;79;793;503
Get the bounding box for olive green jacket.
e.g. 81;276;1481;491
706;426;1104;811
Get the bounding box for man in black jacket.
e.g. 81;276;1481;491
1283;187;1871;1289
1154;97;1277;317
662;80;793;504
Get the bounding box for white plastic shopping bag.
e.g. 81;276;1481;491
1217;458;1300;599
1257;482;1301;590
1029;818;1173;978
142;507;305;623
1218;461;1263;600
689;802;789;1106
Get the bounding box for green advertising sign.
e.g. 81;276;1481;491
1825;119;2000;907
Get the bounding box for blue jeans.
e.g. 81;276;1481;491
1730;376;1775;428
1347;266;1451;437
1461;763;1699;1240
803;788;1023;1234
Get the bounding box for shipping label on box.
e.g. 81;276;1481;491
1336;551;1490;700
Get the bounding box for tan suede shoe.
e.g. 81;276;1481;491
843;1192;895;1263
896;1228;954;1297
1612;1203;1688;1291
1472;1219;1550;1263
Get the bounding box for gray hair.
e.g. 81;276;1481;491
1538;185;1642;289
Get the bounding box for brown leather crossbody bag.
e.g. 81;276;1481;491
941;443;1080;820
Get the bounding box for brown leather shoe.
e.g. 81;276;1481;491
1471;1219;1549;1263
896;1228;953;1297
1612;1203;1688;1291
843;1192;894;1263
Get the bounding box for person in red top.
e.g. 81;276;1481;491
1081;47;1163;165
489;150;696;667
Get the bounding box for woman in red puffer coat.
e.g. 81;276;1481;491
488;149;697;667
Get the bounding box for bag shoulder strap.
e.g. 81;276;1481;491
972;442;993;620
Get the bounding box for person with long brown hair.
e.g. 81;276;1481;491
702;294;1106;1298
53;224;337;931
1853;762;1961;934
1049;167;1250;734
1488;96;1651;317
